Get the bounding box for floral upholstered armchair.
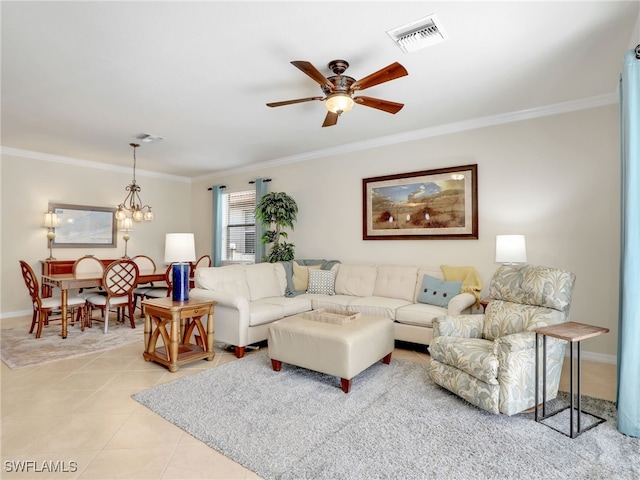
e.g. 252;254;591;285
428;264;576;415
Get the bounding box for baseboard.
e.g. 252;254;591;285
0;310;31;320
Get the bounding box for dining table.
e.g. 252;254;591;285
42;268;166;339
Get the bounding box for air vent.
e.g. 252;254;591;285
387;14;448;53
133;132;165;144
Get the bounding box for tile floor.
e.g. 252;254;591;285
1;315;617;479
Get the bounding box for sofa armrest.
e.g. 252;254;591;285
190;288;249;311
495;331;536;354
433;314;484;339
446;292;476;315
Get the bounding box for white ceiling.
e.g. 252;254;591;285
2;1;638;179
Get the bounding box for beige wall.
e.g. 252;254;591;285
0;153;192;316
192;105;620;361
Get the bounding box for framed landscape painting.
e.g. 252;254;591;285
50;203;117;248
363;164;478;240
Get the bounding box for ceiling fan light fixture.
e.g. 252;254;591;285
325;93;354;114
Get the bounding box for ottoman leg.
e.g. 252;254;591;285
382;352;392;364
271;359;282;371
341;378;352;394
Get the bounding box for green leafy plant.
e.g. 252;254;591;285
255;192;298;262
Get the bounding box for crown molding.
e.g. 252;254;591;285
195;92;618;182
0;146;191;183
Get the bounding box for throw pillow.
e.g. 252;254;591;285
417;275;462;308
292;262;322;291
307;269;336;295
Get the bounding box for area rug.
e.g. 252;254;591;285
133;351;640;480
1;317;144;369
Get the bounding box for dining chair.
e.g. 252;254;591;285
73;255;106;299
19;260;87;338
190;254;212;288
86;260;139;333
132;255;166;315
141;263;174;301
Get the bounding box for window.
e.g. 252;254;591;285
222;190;256;263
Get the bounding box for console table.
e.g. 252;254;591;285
142;297;216;372
535;321;610;438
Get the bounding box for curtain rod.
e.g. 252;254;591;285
207;185;226;191
249;178;272;184
636;44;640;60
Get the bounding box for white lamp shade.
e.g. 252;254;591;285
495;235;527;264
164;233;196;263
42;212;60;228
119;217;134;232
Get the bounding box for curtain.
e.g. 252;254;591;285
617;46;640;438
210;185;225;267
254;178;269;263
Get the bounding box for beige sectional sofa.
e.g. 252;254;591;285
191;262;478;358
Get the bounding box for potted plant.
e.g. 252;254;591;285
255;192;298;262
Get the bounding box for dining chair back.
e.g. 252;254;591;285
142;263;174;300
19;260;87;338
73;255;106;299
190;254;212;288
132;255;164;315
86;260;139;333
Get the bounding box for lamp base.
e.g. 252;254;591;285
172;263;190;302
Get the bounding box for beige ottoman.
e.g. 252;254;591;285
267;313;394;393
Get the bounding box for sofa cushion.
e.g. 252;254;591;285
248;302;284;326
255;296;312;317
348;296;412;320
395;303;448;327
334;264;377;297
307;269;336;295
245;263;283;301
417;275;462;308
310;294;357;312
195;265;250;299
373;265;417;302
292;262;322;291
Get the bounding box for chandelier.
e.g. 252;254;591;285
116;143;154;222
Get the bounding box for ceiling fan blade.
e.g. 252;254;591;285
266;96;324;108
350;62;408;92
354;96;404;114
291;61;333;90
322;111;339;127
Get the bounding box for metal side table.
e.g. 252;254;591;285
535;321;609;438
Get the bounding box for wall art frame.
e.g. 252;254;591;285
49;203;117;248
362;164;478;240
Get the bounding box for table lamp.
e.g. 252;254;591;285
119;217;134;259
495;235;527;265
42;211;60;260
165;233;196;302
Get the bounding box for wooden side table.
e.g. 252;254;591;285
534;321;609;438
142;296;216;372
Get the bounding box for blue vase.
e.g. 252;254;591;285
172;263;190;302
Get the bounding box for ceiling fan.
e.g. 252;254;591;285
266;59;408;127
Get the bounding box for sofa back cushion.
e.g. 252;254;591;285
195;265;250;298
245;263;285;301
373;265;417;301
489;264;575;314
334;264;377;297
